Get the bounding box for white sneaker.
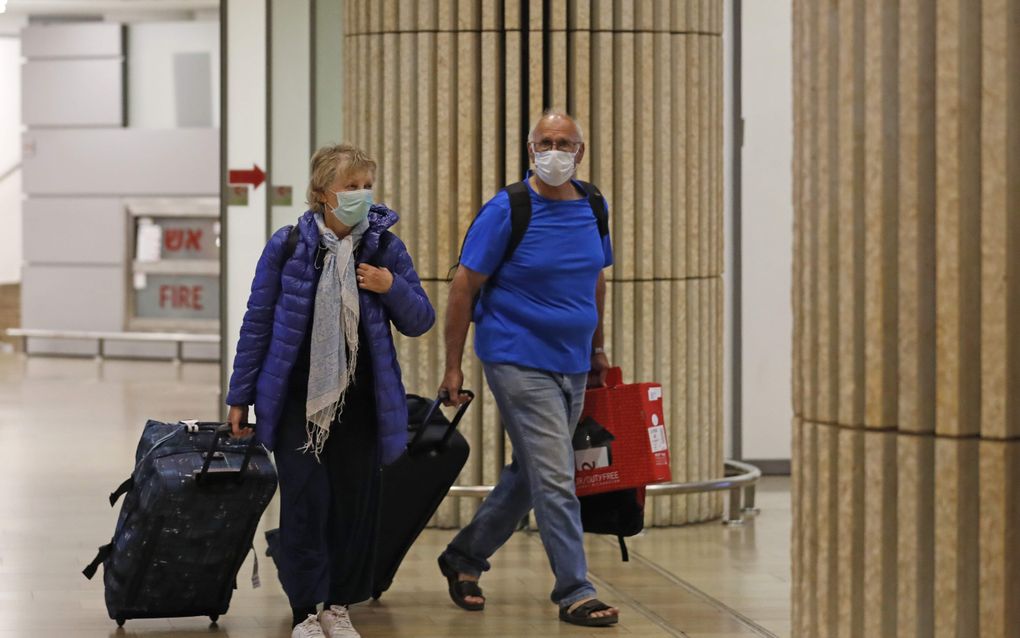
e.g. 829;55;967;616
319;605;361;638
292;614;326;638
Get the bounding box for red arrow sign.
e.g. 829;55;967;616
229;164;266;189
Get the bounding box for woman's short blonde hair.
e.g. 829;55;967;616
306;143;377;214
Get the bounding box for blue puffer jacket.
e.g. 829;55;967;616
225;206;435;465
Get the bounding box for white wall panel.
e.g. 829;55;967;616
127;21;220;129
0;36;22;284
223;0;268;402
21;23;122;58
23;198;125;265
21;129;219;196
269;0;311;231
739;0;793;462
21;264;125;331
314;0;344;147
22;60;123;127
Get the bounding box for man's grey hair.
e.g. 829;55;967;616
527;109;585;145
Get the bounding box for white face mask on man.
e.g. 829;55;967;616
531;147;578;187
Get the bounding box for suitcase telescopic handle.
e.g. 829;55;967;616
195;423;258;484
410;390;475;452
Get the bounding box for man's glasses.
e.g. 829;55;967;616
530;140;581;153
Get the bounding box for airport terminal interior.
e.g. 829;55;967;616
0;1;1017;638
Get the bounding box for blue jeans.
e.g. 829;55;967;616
441;362;596;607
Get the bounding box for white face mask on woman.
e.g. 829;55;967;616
532;148;578;187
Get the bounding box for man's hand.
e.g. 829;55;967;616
439;368;468;406
588;352;611;388
227;405;253;438
357;264;394;293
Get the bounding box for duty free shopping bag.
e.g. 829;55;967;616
573;367;672;498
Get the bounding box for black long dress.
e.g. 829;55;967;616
273;318;381;608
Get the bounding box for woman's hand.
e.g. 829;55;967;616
357;264;394;294
228;405;252;438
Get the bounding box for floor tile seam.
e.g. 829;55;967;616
595;536;780;638
523;532;689;637
586;569;690;638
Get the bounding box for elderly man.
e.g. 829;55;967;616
437;110;619;627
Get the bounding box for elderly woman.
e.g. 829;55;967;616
225;144;434;638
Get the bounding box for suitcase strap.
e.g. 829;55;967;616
251;544;261;589
618;536;629;562
82;543;113;580
109;477;134;507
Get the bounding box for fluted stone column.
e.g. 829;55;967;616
344;0;724;528
792;0;1020;636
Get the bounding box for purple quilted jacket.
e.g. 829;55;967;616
225;206;435;464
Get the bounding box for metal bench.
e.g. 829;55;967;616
6;328;219;364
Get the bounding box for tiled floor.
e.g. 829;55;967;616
0;355;791;638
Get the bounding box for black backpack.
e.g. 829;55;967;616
580;488;645;562
453;179;611;285
572;415;645;561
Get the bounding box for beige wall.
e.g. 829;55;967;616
792;0;1020;636
345;0;725;527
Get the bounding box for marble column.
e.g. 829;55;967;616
345;0;725;527
792;0;1020;635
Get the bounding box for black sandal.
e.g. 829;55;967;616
438;555;485;612
559;598;619;627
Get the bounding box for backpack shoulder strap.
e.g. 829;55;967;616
451;181;533;283
503;181;533;264
575;180;610;237
368;230;392;267
283;223;300;261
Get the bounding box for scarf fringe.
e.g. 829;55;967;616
302;339;360;458
302;397;341;458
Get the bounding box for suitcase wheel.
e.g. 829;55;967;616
209;615;219;625
115;618;125;627
372;591;382;601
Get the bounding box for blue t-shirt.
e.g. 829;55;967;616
460;175;614;374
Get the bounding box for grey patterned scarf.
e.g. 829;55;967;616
304;213;369;455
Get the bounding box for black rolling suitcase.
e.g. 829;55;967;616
371;391;474;599
83;420;278;627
